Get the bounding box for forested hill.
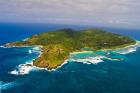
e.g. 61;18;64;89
6;29;136;69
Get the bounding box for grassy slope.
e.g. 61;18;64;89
7;29;136;69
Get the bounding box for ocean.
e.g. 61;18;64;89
0;23;140;93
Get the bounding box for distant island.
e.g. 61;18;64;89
6;29;136;69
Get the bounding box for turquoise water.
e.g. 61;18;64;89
70;52;94;59
0;23;140;93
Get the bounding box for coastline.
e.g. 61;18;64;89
3;39;140;75
113;40;140;54
2;28;138;72
9;45;43;75
114;40;140;50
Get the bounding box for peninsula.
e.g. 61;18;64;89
6;29;136;69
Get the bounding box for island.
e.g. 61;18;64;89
6;29;136;70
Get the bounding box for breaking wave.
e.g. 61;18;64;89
0;45;7;48
9;46;42;76
28;46;42;54
0;81;18;91
8;41;140;74
23;38;29;41
9;62;34;75
114;41;140;54
69;56;104;65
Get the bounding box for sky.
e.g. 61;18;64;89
0;0;140;28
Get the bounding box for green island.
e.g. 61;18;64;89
6;29;136;69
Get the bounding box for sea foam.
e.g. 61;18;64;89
8;41;140;74
23;38;29;41
9;62;34;75
0;81;18;91
0;45;8;48
9;46;42;75
114;41;140;54
69;56;104;65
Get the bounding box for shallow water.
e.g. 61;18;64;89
0;23;140;93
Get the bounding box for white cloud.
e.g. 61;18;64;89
0;0;140;28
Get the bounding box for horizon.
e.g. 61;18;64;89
0;0;140;29
1;22;140;31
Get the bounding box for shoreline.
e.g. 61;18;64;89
113;41;140;54
113;41;140;50
70;40;139;55
4;40;140;75
9;45;43;75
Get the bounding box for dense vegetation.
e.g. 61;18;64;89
7;29;136;69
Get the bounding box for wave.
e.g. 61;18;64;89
0;81;18;91
33;56;104;71
31;46;42;53
115;47;137;54
32;46;42;50
32;57;103;72
8;41;140;74
114;41;140;54
69;56;104;65
0;45;32;49
28;47;41;54
2;45;42;75
22;38;29;41
0;45;8;48
28;50;32;54
9;46;42;76
9;62;34;75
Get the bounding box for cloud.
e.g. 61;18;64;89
0;0;140;28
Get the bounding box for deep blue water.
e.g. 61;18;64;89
0;23;140;93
